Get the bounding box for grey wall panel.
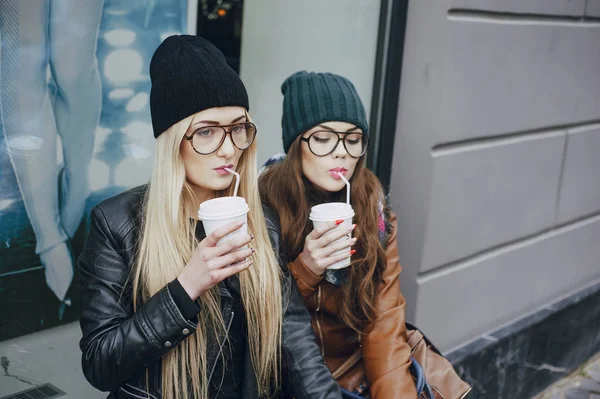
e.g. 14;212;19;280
450;0;586;16
437;21;600;143
388;1;449;321
587;0;600;17
557;124;600;223
391;0;600;350
421;132;566;272
415;216;600;351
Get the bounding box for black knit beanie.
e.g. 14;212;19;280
149;35;249;138
280;71;368;153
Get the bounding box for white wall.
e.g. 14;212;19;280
239;0;381;165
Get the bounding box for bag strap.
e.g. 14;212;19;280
406;322;443;356
410;357;436;399
331;348;362;380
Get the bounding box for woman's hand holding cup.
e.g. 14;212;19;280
299;220;356;276
178;221;254;300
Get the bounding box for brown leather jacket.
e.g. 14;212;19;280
288;211;418;398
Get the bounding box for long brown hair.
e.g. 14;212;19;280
259;138;387;334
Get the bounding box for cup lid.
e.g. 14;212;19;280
198;196;249;219
309;202;354;220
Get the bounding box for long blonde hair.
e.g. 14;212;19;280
133;115;283;399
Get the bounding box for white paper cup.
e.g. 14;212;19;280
198;196;249;246
309;202;355;269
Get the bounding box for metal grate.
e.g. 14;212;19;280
0;384;65;399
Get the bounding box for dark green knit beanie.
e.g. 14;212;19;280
281;71;368;153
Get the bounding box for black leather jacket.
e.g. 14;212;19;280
78;186;341;399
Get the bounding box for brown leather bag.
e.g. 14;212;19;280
330;325;472;398
406;323;472;399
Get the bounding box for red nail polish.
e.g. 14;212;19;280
350;249;356;255
335;220;344;225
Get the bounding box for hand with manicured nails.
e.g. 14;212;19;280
178;221;254;300
299;220;356;276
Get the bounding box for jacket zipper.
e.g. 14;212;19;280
315;285;325;359
208;310;234;382
122;382;159;399
459;386;473;398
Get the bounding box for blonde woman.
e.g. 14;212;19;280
78;36;341;399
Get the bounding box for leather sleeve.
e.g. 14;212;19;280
288;255;324;298
263;206;342;399
78;205;197;392
362;211;418;398
168;278;201;321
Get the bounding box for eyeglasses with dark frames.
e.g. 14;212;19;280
301;130;368;158
183;121;257;155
